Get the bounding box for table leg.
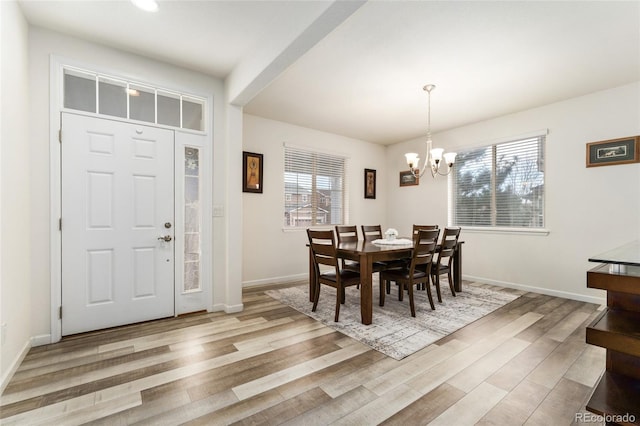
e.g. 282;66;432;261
453;243;462;292
359;253;373;325
309;246;316;302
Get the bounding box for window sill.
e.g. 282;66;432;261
282;227;305;233
459;226;550;236
282;226;335;233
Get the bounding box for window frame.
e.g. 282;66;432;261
62;65;207;133
448;130;549;235
283;143;349;230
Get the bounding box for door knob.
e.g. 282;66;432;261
158;235;173;242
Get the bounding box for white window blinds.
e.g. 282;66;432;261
284;145;348;228
451;135;545;228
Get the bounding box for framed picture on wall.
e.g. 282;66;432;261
364;168;376;199
586;136;640;167
399;170;419;186
242;151;263;193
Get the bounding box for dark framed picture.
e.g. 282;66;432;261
399;170;419;186
242;151;263;193
586;136;640;168
364;169;376;199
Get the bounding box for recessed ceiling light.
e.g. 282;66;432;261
131;0;158;12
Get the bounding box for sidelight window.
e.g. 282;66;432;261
184;147;201;292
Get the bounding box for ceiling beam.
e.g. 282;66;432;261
226;0;366;106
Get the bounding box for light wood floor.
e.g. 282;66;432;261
0;281;605;425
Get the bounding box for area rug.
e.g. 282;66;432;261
266;280;522;360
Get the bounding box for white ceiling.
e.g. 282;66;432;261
18;0;640;145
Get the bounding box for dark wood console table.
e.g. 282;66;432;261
585;241;640;425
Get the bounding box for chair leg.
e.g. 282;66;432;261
312;283;320;312
425;281;435;310
408;281;416;317
340;287;346;304
398;282;404;301
434;274;442;303
386;280;391;294
335;286;341;322
447;270;456;297
379;277;386;306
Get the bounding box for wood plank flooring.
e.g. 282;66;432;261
0;281;605;425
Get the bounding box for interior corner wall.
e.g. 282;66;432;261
27;27;230;342
1;0;32;390
241;114;388;286
387;82;640;304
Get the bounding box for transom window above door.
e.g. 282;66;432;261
63;67;206;131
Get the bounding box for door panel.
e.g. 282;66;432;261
62;113;175;335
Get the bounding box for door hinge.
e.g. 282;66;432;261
58;129;62;143
59;218;62;231
58;306;62;319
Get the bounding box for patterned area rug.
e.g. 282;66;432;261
266;280;522;360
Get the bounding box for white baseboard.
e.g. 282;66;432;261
242;273;307;288
464;274;606;306
31;334;52;347
211;303;244;313
1;339;31;395
224;303;244;313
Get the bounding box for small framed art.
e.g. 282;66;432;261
399;170;419;186
586;136;640;168
242;151;263;193
364;168;376;199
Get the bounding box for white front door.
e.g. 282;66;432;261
61;113;175;335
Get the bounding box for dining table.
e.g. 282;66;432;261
307;238;464;325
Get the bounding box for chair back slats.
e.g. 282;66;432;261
412;224;439;242
335;225;359;243
312;245;338;267
438;227;461;260
439;239;457;258
411;229;439;271
307;229;339;270
361;225;383;242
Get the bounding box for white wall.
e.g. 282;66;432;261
1;0;31;391
388;82;640;304
242;114;388;285
28;27;240;342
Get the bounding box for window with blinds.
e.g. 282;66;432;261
284;145;348;228
451;135;545;229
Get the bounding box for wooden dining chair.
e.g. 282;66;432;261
431;227;461;301
379;229;438;316
307;229;361;322
413;228;440;289
397;227;440;295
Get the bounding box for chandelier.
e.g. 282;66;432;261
404;84;456;178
